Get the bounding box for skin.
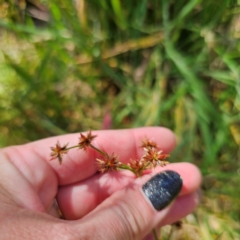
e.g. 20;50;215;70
0;127;201;240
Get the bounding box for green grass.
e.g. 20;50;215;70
1;0;240;238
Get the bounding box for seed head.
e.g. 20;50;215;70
128;159;146;177
142;148;169;168
140;138;158;150
50;141;68;165
78;130;97;151
96;154;120;173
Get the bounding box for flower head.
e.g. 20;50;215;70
142;148;169;168
96;154;120;173
140;138;158;150
128;159;146;177
78;130;97;151
50;141;68;165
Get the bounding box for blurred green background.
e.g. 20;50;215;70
1;0;240;239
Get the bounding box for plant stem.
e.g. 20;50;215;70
66;145;79;151
90;144;108;157
152;228;159;240
118;164;136;174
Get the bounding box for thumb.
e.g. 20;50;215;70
71;170;183;240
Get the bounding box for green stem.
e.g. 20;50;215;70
90;144;108;157
66;145;79;151
118;164;147;177
152;228;159;240
118;164;136;173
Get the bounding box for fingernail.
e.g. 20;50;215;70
142;170;182;211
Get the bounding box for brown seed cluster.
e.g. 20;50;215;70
78;130;97;151
126;139;169;176
49;131;170;177
50;141;68;165
96;153;121;173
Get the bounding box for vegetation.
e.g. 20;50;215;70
0;0;240;238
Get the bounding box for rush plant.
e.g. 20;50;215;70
50;130;171;239
50;130;170;177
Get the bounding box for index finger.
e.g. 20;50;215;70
29;127;176;185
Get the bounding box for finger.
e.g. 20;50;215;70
57;162;201;220
0;152;46;212
0;148;58;210
26;127;176;185
68;170;201;240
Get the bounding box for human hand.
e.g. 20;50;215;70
0;127;201;240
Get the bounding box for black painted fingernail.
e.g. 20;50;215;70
142;170;182;211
